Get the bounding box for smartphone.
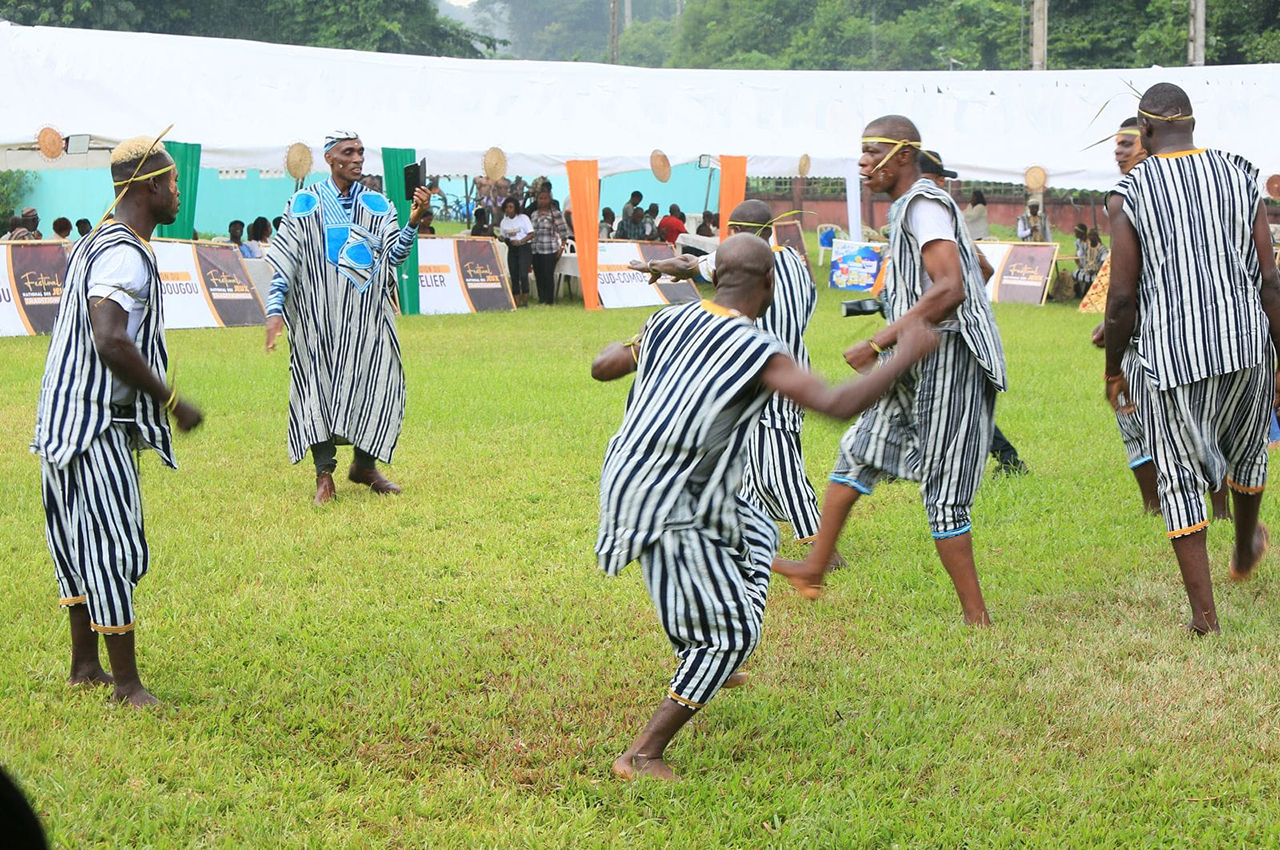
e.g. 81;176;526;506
403;158;426;201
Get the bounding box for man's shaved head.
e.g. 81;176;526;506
864;114;921;143
1139;83;1193;120
713;233;775;297
727;199;773;239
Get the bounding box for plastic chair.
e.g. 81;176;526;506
556;238;578;300
817;224;847;265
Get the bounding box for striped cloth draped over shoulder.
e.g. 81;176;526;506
759;245;816;431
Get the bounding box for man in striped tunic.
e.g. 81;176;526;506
595;234;938;780
633;199;837;562
264;131;432;504
774;116;1007;626
32;136;204;707
1105;83;1280;634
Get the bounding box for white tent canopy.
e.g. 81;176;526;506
1;22;1277;190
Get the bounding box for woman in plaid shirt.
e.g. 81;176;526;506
530;188;569;305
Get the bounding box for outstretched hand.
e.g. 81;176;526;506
628;259;660;284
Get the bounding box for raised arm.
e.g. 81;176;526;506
628;254;702;284
91;299;202;431
1103;193;1140;413
1253;204;1280;415
765;320;938;419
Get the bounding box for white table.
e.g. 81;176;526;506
675;232;719;255
554;254;580;299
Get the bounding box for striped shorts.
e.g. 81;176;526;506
40;423;149;633
740;424;821;541
1116;346;1152;469
1143;363;1271;538
829;333;996;539
640;500;777;710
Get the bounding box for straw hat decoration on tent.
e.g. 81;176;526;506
1267;174;1280;200
36;126;63;161
650;150;671;183
798;154;812;178
483;146;507;181
1024;165;1048;193
285;142;313;189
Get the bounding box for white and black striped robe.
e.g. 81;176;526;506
32;222;173;469
596;300;787;707
266;180;407;464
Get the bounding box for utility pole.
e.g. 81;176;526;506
609;0;619;63
1030;0;1047;70
624;0;632;30
1187;0;1206;65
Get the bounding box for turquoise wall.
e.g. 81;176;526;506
21;162;720;238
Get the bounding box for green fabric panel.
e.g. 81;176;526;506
155;141;201;240
381;147;419;315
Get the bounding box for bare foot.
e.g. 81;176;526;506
963;611;992;627
772;558;824;600
827;549;848;570
111;685;160;708
612;752;679;781
1229;522;1269;582
721;672;749;689
1184;619;1220;637
69;664;114;687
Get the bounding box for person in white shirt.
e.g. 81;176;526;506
498;196;534;307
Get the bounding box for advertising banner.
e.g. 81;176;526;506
596;241;700;309
981;242;1058;304
416;237;514;315
828;240;887;293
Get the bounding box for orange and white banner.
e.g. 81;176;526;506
595;241;700;309
416;237;514;315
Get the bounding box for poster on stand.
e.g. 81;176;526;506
417;237;514;315
828;240;887;293
595;241;699;309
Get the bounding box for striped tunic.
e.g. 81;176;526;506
1113;150;1267;391
884;179;1006;391
596;300;787;576
266;179;410;464
32;222;173;469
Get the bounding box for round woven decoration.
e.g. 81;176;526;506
650;150;672;183
1023;165;1048;192
483;146;508;181
1266;174;1280;201
285;142;314;180
36;126;63;161
798;154;812;178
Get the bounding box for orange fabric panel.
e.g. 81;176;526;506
717;155;748;243
566;159;601;310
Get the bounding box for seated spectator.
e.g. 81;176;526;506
418;211;436;236
75;218;92;238
1072;223;1088;266
470;207;495;237
599;207;616;239
621;190;643;223
216;219;245;247
614;207;649;241
643;203;660;240
1072;229;1109;297
657;204;687;243
242;216;272;258
709;213;720;235
6;207;41;240
51;217;72;240
695;210;715;237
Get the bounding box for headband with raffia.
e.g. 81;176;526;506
861;137;942;173
96;124;175;229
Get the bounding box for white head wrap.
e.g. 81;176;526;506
324;131;359;153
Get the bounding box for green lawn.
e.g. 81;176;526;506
4;285;1280;846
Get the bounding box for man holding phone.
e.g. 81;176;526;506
264;131;431;505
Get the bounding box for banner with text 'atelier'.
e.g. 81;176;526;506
416;237;514;315
597;241;700;309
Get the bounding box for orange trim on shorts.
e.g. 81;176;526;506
1167;520;1209;539
90;621;135;635
59;595;87;606
1227;478;1265;495
795;534;817;544
667;689;705;710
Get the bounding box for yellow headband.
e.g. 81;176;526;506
1138;108;1193;122
1117;128;1139;137
861;137;941;173
725;209;816;230
96;125;174;230
113;163;175;187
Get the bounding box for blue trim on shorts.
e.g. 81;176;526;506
931;523;972;540
830;474;872;495
1128;455;1153;469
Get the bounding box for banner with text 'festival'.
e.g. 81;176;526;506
416;237;514;315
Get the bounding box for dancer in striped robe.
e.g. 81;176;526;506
1105;83;1280;634
32;136;204;707
774;116;1007;626
634;200;836;561
595;234;938;780
265;131;432;504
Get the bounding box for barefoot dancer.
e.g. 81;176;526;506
264;131;432;504
634;200;839;563
595;234;937;780
1105;83;1280;633
774;116;1006;625
32;134;204;707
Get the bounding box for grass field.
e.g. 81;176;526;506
5;270;1280;846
